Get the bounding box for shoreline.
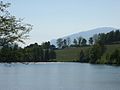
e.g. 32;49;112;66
0;62;119;66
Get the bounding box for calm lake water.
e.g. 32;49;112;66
0;62;120;90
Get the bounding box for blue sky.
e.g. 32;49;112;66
3;0;120;46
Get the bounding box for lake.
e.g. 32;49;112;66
0;62;120;90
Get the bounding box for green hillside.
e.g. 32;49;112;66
55;44;120;62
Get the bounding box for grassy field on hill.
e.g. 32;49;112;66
55;44;120;62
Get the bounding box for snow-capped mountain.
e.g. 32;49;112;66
50;27;117;46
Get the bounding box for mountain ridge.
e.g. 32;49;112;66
50;27;117;46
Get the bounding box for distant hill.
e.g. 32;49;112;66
50;27;117;46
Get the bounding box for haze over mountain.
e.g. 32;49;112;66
50;27;117;46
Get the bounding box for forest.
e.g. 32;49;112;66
0;42;56;62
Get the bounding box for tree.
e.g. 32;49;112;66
79;50;85;62
109;49;120;65
114;30;120;41
93;34;99;44
66;37;71;46
81;38;87;46
63;39;67;48
106;31;114;43
78;36;82;46
0;1;32;47
44;49;49;61
50;44;56;50
49;49;56;60
73;39;77;46
32;44;41;62
89;43;105;64
56;38;63;48
98;33;106;44
89;37;93;45
94;30;120;45
42;41;50;49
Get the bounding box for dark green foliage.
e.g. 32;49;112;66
108;49;120;65
0;42;56;62
50;45;56;50
78;36;82;46
66;37;71;46
78;43;120;65
89;37;93;45
49;49;56;60
32;44;42;62
56;38;71;49
93;34;99;44
62;39;68;48
73;39;77;46
44;49;49;62
78;39;106;64
79;30;120;65
81;38;87;46
63;39;67;47
0;44;23;62
89;43;105;63
98;30;120;44
79;50;86;62
72;37;87;47
56;38;63;48
42;41;50;49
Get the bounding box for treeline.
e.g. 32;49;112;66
56;37;87;49
0;42;56;62
56;30;120;49
97;30;120;44
79;30;120;65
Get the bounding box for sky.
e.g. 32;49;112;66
2;0;120;46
